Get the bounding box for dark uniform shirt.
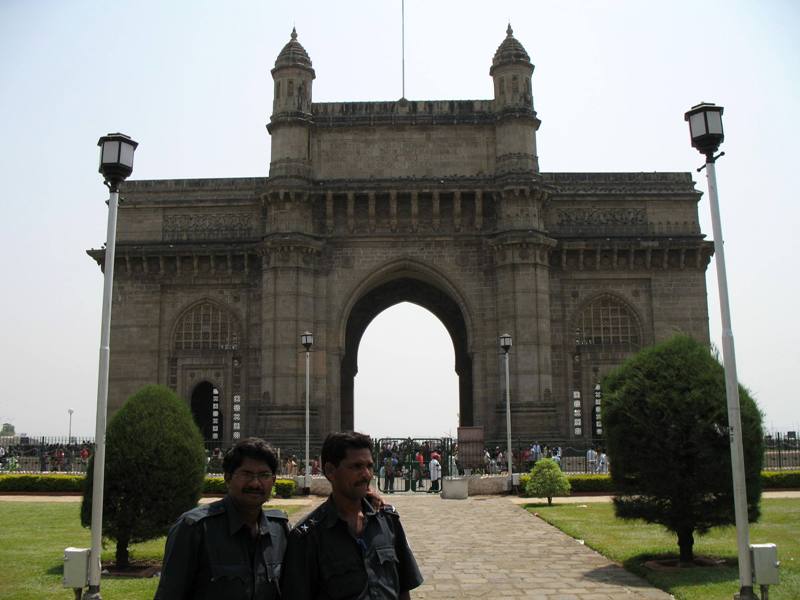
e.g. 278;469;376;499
154;495;288;600
281;496;423;600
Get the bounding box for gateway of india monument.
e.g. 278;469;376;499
90;27;712;448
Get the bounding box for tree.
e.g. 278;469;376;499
603;335;763;564
0;423;14;436
81;385;206;567
525;458;571;505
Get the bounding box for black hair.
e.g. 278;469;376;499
321;431;372;468
222;437;278;475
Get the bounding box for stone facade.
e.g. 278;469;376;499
89;27;712;448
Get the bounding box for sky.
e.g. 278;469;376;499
0;0;798;439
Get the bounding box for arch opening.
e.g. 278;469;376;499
191;381;221;441
355;303;459;438
341;277;472;433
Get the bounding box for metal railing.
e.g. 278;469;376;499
1;433;797;474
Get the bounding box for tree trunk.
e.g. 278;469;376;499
547;496;552;505
676;527;694;565
116;537;130;568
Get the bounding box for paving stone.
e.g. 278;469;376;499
377;494;674;600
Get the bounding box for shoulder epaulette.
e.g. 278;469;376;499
291;515;322;536
380;504;399;516
183;500;226;525
264;508;289;520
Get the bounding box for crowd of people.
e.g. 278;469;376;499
0;440;93;472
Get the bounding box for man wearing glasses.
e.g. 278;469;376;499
155;437;288;599
281;431;423;599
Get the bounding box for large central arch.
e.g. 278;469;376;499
340;277;473;432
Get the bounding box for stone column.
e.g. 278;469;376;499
490;187;558;439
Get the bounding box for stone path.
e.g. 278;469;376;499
385;494;673;600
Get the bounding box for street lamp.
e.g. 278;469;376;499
68;409;74;442
685;103;754;600
87;133;138;600
301;331;314;494
499;333;513;488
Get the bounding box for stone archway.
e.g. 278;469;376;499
190;381;222;440
340;277;472;431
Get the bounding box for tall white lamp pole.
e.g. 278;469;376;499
301;331;314;494
86;133;138;600
685;103;754;600
500;333;513;488
68;408;74;442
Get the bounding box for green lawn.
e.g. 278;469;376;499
0;501;305;600
527;498;799;600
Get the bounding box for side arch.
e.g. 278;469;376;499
571;292;643;351
170;298;242;351
337;260;475;431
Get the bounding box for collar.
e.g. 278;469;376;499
321;494;376;529
223;495;271;536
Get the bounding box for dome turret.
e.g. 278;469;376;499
273;27;314;73
490;25;532;76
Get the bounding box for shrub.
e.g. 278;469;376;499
762;470;800;489
568;474;615;494
0;474;84;493
274;478;297;498
81;385;206;567
204;476;226;494
524;458;571;504
603;335;764;563
518;473;531;495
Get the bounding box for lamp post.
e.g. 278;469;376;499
499;333;513;488
685;103;754;600
87;133;138;600
301;331;314;494
68;409;74;442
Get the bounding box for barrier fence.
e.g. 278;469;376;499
1;432;798;475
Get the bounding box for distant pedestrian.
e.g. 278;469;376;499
597;450;608;473
429;452;442;493
586;447;597;473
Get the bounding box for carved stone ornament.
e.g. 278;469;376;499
163;213;255;241
556;208;646;228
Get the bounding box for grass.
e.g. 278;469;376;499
526;498;799;600
0;501;305;600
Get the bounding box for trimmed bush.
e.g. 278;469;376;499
204;476;226;494
80;385;206;567
524;458;571;504
762;470;800;489
274;478;297;498
603;335;764;563
567;474;615;494
0;474;84;493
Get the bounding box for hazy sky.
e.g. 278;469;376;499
1;1;798;439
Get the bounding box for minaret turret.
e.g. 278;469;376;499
491;25;541;175
268;28;315;181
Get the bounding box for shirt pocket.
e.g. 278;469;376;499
210;563;250;587
320;557;367;599
374;545;398;566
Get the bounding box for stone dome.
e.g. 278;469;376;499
490;25;532;74
274;28;313;71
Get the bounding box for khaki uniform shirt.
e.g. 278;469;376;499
281;496;423;600
154;495;288;600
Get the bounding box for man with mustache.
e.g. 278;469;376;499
155;437;287;600
281;431;423;599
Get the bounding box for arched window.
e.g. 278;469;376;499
575;295;641;349
173;301;240;351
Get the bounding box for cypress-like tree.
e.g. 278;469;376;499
81;385;206;566
603;335;763;563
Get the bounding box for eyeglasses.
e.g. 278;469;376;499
234;470;276;482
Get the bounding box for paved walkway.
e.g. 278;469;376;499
384;494;672;600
